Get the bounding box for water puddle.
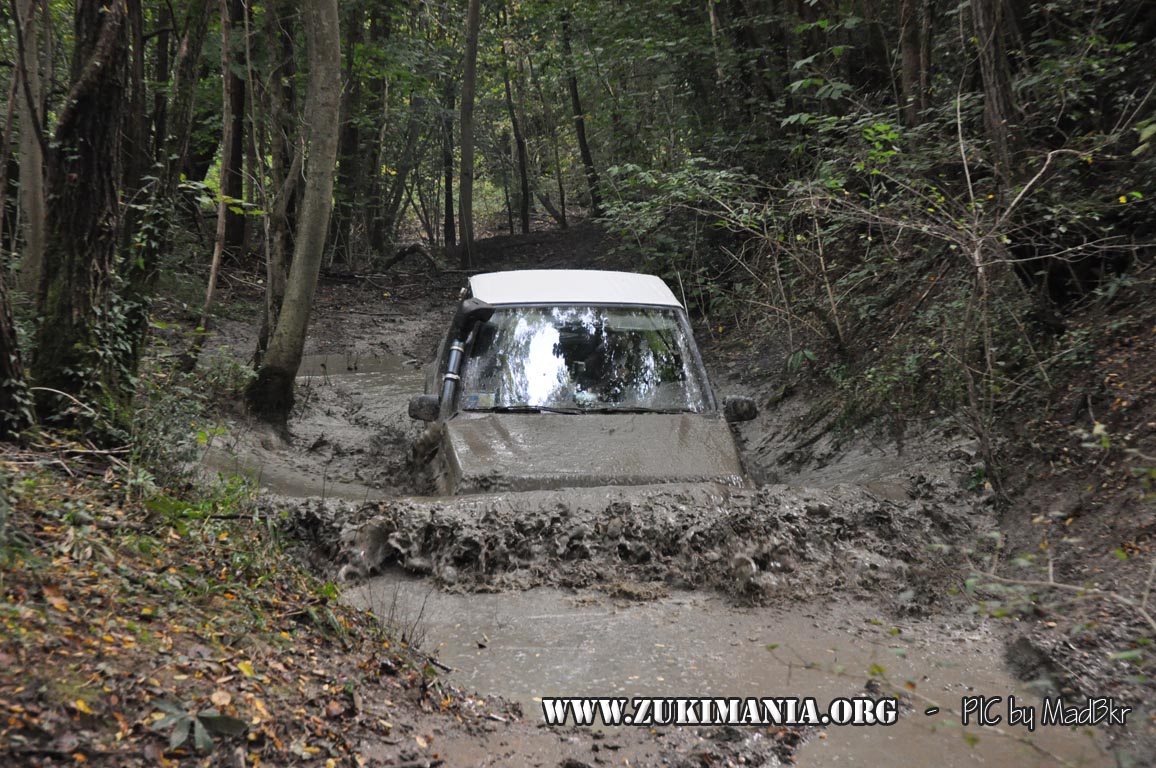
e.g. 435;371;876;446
346;572;1111;767
201;353;427;499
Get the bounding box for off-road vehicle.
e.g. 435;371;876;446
409;269;757;494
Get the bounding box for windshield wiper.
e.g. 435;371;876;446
468;405;583;414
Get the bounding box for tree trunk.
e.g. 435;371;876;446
536;191;567;228
30;0;129;421
919;0;933;113
459;0;482;266
528;53;567;228
122;0;210;364
726;0;778;114
503;41;531;234
899;0;921;127
972;0;1020;184
246;0;341;428
258;0;298;360
122;0;149;199
14;0;46;298
183;0;239;369
382;96;427;243
706;0;727;89
166;0;212;194
560;11;601;216
223;0;247;256
330;1;365;266
855;0;892;95
151;5;172;165
500;129;514;234
364;13;392;254
442;79;456;248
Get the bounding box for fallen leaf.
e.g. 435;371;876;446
74;699;93;715
44;586;69;612
237;661;255;678
415;735;428;749
211;690;232;708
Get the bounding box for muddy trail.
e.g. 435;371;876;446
203;226;1125;767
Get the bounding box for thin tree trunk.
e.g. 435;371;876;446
166;0;212;195
246;0;341;428
919;0;933;114
30;0;130;421
528;53;567;228
972;0;1020;184
123;0;149;196
404;180;435;244
184;0;238;369
459;0;482;266
364;14;391;253
535;191;566;228
223;0;247;256
560;10;601;216
122;0;210;365
331;1;364;266
706;0;726;88
501;130;514;234
502;39;531;234
899;0;921;127
151;5;171;164
256;1;299;362
14;0;45;297
855;0;892;94
442;79;456;248
382;96;427;242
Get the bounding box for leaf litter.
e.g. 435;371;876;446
0;457;514;766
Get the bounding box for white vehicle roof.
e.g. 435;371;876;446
469;270;682;308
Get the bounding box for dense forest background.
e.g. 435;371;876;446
0;0;1153;478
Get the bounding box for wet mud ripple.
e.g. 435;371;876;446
272;481;974;603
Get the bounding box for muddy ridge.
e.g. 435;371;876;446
272;477;975;605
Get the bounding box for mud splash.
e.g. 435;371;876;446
273;479;972;606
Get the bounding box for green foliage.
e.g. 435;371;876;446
128;343;252;495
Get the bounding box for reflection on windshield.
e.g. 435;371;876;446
459;306;708;412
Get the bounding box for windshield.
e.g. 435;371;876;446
458;305;710;413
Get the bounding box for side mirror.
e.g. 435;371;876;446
408;394;441;421
451;298;495;334
723;395;758;423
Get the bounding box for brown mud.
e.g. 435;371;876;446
280;480;970;606
199;224;1144;766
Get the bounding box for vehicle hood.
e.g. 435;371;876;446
440;412;748;494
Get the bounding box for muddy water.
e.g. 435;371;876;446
202;353;427;499
346;572;1110;767
210;355;1112;766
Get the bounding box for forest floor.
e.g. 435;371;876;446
2;223;1152;766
